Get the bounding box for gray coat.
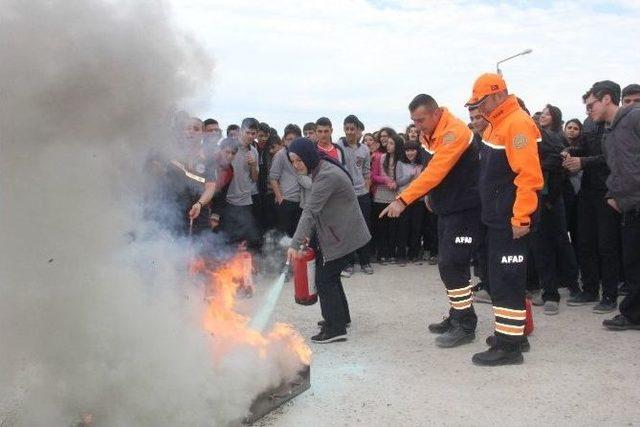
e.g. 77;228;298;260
291;160;371;262
602;106;640;212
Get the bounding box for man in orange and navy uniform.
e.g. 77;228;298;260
465;73;543;366
380;94;481;348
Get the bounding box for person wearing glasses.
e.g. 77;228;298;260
562;82;622;312
584;81;640;331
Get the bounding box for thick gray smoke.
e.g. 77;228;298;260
0;1;303;425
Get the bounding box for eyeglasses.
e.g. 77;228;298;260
585;98;601;112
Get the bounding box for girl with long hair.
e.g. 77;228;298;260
538;104;563;133
371;133;403;263
405;124;419;143
395;141;425;266
562;118;583;264
530;105;580;312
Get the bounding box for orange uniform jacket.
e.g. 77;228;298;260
479;95;543;228
398;108;479;215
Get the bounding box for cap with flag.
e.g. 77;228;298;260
466;73;508;107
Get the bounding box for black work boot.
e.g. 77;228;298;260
435;319;475;348
603;314;640;331
472;340;524;366
428;316;451;334
485;334;530;352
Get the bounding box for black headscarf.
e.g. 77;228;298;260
287;137;352;183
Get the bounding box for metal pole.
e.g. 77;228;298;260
496;49;533;75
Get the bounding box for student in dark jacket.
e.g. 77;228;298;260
561;118;583;259
530;105;579;314
584;80;640;330
287;138;371;343
253;122;273;233
563;90;621;312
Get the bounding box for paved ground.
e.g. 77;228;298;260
255;261;640;427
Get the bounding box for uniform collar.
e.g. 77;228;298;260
425;107;451;146
485;95;521;128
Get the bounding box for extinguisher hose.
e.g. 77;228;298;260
281;259;290;275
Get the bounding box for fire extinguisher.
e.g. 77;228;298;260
524;297;534;336
293;244;318;305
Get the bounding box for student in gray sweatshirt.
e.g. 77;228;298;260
223;118;260;249
340;115;374;277
286;138;371;343
270;124;303;237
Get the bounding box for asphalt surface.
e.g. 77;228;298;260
254;260;640;427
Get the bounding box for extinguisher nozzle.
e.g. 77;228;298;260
281;260;291;276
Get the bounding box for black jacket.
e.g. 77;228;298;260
602;106;640;212
566;118;610;193
537;127;565;204
255;143;271;196
424;137;480;216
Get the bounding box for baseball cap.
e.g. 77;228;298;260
466;73;508;107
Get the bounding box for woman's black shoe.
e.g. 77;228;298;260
311;329;347;343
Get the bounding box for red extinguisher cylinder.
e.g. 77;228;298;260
293;246;318;305
524;297;534;336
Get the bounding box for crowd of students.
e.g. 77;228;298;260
150;77;640;359
162;114;443;267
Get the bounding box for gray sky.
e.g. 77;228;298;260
171;0;640;135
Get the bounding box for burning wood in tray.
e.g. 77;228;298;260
66;249;311;426
243;365;311;425
194;250;312;424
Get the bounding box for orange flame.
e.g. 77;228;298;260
190;252;311;366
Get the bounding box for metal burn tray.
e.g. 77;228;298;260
243;365;311;425
68;367;310;426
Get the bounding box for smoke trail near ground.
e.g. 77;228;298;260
0;1;302;425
